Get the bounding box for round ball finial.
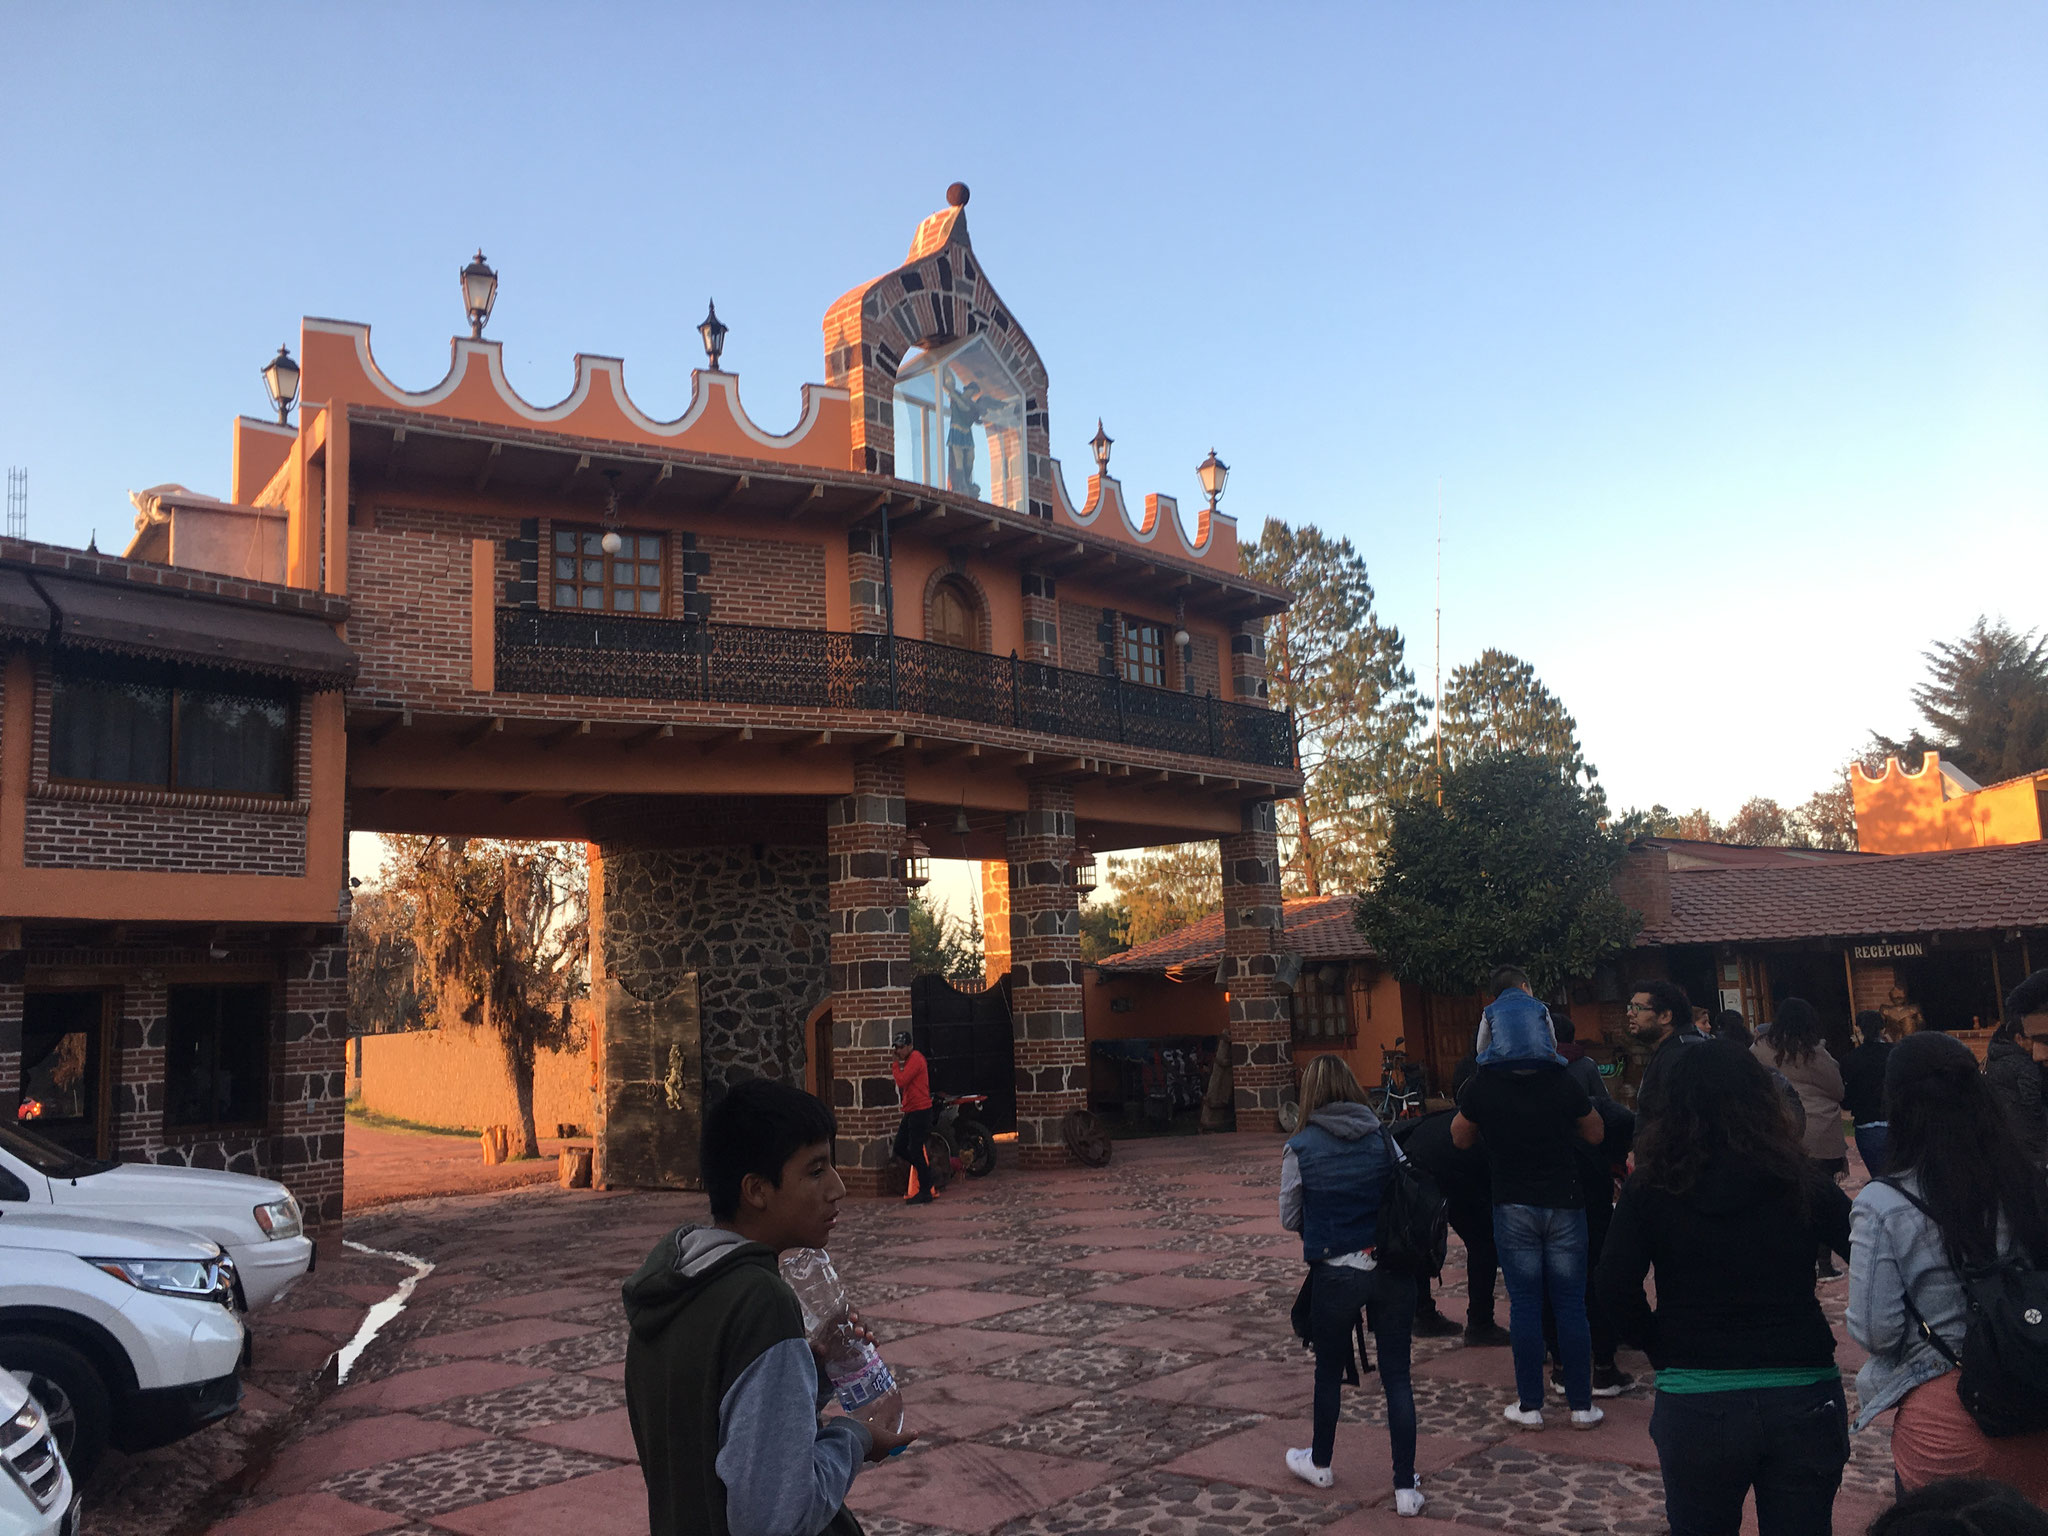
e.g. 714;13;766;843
946;182;970;208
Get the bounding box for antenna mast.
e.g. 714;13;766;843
4;468;23;541
1433;479;1443;798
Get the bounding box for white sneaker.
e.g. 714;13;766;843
1285;1447;1334;1488
1503;1403;1544;1430
1396;1483;1426;1517
1570;1406;1605;1430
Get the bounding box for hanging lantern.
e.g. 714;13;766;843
900;835;932;890
1073;846;1098;897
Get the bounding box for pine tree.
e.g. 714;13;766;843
1437;649;1590;784
1242;521;1428;896
1873;618;2048;783
1105;843;1223;948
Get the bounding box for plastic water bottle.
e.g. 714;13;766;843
779;1248;905;1435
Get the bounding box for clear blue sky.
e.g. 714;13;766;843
3;4;2042;826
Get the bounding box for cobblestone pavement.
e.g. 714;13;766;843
181;1135;1897;1536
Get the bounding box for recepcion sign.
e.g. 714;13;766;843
1852;941;1926;961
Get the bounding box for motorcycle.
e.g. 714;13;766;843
922;1092;997;1191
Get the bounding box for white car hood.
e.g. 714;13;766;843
0;1209;223;1261
57;1160;290;1213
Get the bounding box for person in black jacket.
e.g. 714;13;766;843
1839;1010;1894;1176
1394;1058;1508;1345
1596;1042;1852;1536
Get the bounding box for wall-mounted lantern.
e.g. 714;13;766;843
461;250;499;338
1090;420;1113;475
1073;846;1098;897
699;300;728;372
1197;448;1229;512
600;469;624;555
260;345;301;426
901;835;932;890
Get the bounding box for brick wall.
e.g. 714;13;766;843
349;515;516;706
274;942;348;1226
0;981;20;1121
1186;634;1221;699
1221;800;1291;1131
700;533;826;629
1059;600;1107;674
1007;783;1086;1167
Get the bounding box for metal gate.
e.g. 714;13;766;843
910;973;1016;1133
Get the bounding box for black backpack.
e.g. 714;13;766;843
1375;1128;1449;1278
1881;1179;2048;1438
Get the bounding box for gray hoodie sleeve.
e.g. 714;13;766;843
716;1336;873;1536
1279;1144;1303;1231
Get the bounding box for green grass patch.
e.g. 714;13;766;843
345;1101;481;1139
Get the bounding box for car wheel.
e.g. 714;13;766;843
958;1122;997;1177
0;1336;111;1479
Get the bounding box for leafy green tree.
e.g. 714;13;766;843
909;893;984;985
1106;843;1223;948
346;886;425;1040
1872;618;2048;783
1437;649;1589;783
384;837;587;1158
1079;899;1131;962
1613;804;1717;842
1791;771;1858;851
1355;752;1639;997
1720;796;1795;846
1243;521;1429;896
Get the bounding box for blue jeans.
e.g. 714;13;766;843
1308;1261;1417;1484
1853;1123;1888;1179
1494;1204;1592;1411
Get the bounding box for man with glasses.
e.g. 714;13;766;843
1990;969;2048;1168
1625;980;1703;1122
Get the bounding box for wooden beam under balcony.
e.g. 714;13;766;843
458;716;504;748
781;730;833;755
363;709;411;746
634;462;674;506
474;441;502;493
622;723;674;752
853;732;907;760
711;473;751;513
783;482;826;517
541;720;593;750
558;453;591;495
699;726;753;755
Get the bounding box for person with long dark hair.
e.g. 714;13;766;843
1278;1053;1425;1516
1597;1043;1851;1535
1754;997;1848;1277
1847;1031;2048;1501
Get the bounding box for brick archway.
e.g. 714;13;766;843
921;564;993;653
822;199;1055;518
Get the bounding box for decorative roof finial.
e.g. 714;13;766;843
946;182;970;208
1090;420;1113;476
698;300;728;372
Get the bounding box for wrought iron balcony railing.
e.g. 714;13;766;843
495;608;1296;771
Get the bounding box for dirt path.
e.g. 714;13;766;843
346;1120;574;1211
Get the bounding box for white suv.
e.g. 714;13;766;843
0;1209;244;1479
0;1125;312;1310
0;1368;75;1536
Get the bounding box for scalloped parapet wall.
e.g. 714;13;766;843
1851;750;2044;854
294;319;851;469
1047;462;1238;567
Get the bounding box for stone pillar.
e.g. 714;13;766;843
980;859;1012;988
0;972;21;1121
113;976;167;1161
827;758;911;1194
1020;571;1059;663
1222;800;1291;1131
277;942;349;1231
1007;782;1087;1167
848;528;889;637
1230;618;1269;703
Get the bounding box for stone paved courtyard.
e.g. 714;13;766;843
182;1134;1898;1536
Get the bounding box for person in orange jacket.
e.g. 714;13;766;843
890;1032;935;1205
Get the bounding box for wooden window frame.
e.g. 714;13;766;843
1291;967;1357;1044
928;577;983;652
162;981;274;1137
1120;618;1167;688
551;525;668;616
47;661;297;801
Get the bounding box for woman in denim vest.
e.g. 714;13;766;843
1278;1054;1424;1516
1847;1030;2048;1501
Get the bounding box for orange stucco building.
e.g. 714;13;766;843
3;185;1305;1205
1853;751;2048;854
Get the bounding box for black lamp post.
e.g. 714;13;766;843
461;250;498;338
1197;448;1229;512
261;345;300;426
1090;419;1113;476
699;300;728;371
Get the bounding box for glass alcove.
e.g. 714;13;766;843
891;335;1028;511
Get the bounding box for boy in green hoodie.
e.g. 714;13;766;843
623;1078;916;1536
